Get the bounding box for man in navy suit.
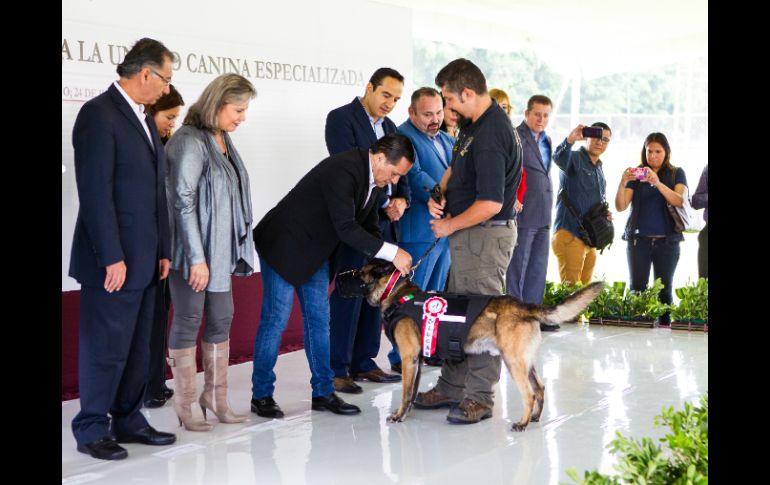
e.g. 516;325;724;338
69;38;177;460
325;68;410;393
505;95;555;330
391;87;454;371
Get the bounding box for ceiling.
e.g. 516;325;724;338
377;0;708;78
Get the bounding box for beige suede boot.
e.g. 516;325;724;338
199;340;247;423
167;347;213;432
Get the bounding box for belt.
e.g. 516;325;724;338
478;219;515;228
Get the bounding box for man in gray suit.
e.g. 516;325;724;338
505;95;556;330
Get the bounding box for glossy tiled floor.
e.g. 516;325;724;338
62;323;707;484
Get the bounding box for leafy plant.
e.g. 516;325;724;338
644;298;670;319
543;281;584;307
669;301;689;322
622;290;647;319
603;282;627;318
691;278;708;321
585;279;609;318
581;279;671;320
641;279;669;319
565;394;708;485
671;278;709;323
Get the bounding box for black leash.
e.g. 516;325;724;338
411;184;444;273
411;237;440;272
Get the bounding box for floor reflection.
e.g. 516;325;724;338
62;325;707;484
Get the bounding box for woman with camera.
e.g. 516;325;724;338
615;132;687;326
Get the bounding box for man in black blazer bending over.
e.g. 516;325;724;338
326;67;411;393
250;134;415;417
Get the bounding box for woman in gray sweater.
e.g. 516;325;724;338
165;73;256;431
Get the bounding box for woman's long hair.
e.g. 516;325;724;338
640;132;673;174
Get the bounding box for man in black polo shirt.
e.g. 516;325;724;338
416;58;523;424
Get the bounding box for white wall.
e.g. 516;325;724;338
62;0;414;291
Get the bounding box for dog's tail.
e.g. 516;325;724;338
537;282;605;326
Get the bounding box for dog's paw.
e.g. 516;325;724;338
511;422;528;432
387;412;405;423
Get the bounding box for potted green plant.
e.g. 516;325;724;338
585;282;608;324
601;282;626;323
639;279;668;326
669;300;690;330
566;394;708;484
690;278;708;330
670;278;709;332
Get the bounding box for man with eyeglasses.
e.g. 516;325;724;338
551;122;613;285
69;37;176;461
150;68;172;86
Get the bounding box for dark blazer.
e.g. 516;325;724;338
515;121;554;229
69;84;170;290
325;97;411;240
254;148;384;287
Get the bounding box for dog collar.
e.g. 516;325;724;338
383;292;418;323
380;270;402;302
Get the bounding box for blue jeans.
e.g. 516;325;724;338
251;257;334;398
627;237;680;324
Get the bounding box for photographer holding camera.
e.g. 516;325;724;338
551;122;613;285
615;132;687;326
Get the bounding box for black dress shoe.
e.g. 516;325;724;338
144;384;174;408
251;396;284;418
77;437;128;461
390;362;402;374
540;323;560;332
311;393;361;415
116;426;176;446
143;395;169;408
161;384;174;400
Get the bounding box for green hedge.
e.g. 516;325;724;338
543;278;708;323
565;394;708;485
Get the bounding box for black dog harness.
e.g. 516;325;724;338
383;291;491;361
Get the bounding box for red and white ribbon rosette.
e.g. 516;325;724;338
421;296;448;357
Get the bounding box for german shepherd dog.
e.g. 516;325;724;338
349;261;603;432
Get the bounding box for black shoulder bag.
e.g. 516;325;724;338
559;191;614;253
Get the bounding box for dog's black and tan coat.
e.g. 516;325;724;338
357;261;603;432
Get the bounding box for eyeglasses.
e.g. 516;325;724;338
597;136;611;143
149;68;172;86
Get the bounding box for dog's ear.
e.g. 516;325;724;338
370;259;395;278
382;264;396;276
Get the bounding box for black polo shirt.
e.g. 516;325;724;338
445;100;523;221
